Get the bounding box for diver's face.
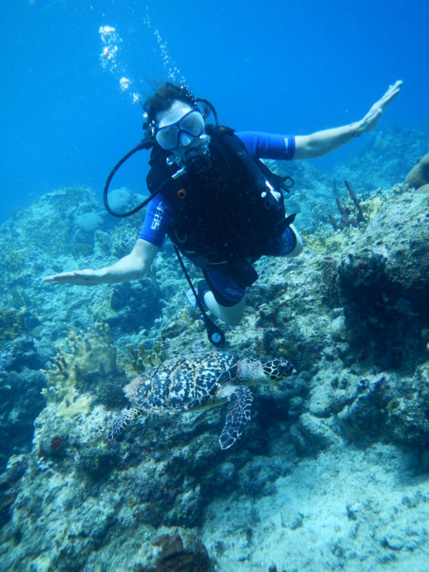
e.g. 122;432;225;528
155;100;205;153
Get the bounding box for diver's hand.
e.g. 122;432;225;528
351;80;403;137
43;269;104;286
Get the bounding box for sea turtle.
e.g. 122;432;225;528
109;351;295;449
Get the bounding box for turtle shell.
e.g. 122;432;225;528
125;352;239;413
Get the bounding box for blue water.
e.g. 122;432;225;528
1;0;428;223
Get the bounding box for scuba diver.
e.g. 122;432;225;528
44;80;402;337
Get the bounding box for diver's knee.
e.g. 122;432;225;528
203;291;245;326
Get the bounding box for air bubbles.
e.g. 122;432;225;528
143;6;151;29
99;11;193;105
148;24;195;102
119;77;131;91
143;5;190;91
99;25;120;71
99;25;140;104
153;28;186;86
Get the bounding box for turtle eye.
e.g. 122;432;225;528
279;360;295;377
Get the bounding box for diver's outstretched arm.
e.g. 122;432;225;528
294;80;403;160
43;239;159;286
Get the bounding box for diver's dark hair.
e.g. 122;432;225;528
143;82;196;122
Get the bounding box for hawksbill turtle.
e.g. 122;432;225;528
109;352;295;449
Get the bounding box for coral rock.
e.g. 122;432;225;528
405;153;429;190
339;188;429;365
149;531;212;572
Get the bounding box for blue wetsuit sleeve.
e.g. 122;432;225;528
137;194;173;248
236;131;295;160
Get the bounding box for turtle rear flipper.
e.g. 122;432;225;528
219;386;253;450
108;407;142;440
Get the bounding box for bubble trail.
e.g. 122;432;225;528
99;25;140;104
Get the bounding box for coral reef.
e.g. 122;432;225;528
0;454;28;528
2;127;429;569
121;340;166;376
109;277;163;334
339;185;429;366
145;531;211;572
318;255;341;308
0;368;45;471
0;308;26;341
405;152;429;189
41;322;118;418
333;124;428;193
328;179;367;230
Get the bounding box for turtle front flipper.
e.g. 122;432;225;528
108;407;142;440
219;386;253;450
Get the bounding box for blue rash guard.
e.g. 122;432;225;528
138;131;296;305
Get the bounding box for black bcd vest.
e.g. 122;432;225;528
146;125;295;288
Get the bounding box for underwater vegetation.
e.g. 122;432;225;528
328;179;367;230
0;308;26;341
41;323;118;418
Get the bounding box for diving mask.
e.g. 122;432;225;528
155;108;205;151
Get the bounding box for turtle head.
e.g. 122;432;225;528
237;357;295;383
262;358;295;381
